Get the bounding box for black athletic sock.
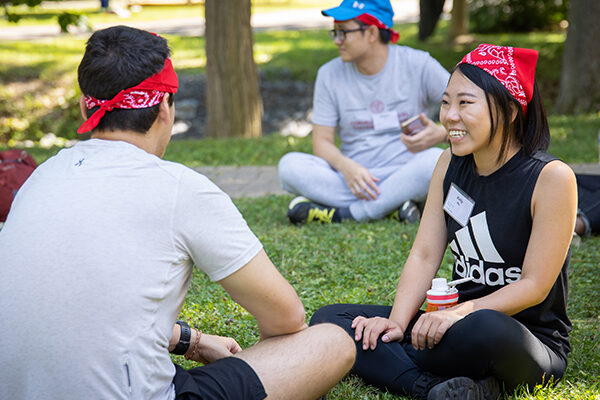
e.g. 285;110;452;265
411;372;447;399
337;207;353;221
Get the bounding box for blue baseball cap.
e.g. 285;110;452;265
322;0;395;29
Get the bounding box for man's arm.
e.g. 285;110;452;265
169;324;242;364
313;124;380;200
218;249;307;339
400;113;448;153
312;124;344;171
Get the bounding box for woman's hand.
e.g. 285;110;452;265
351;316;404;351
188;332;242;364
401;114;447;153
411;309;463;350
339;158;380;200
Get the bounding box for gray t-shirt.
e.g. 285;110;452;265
0;139;262;399
312;45;449;169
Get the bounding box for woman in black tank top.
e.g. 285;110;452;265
311;44;577;400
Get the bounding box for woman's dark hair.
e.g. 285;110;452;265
455;63;550;163
78;25;174;134
355;20;392;45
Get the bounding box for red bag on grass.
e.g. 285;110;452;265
0;149;38;222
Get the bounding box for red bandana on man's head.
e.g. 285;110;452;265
356;13;399;43
458;44;538;114
78;57;179;134
334;13;400;43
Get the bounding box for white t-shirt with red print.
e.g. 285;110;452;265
312;45;449;168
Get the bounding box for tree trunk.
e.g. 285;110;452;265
555;0;600;114
205;0;262;138
418;0;446;41
449;0;468;41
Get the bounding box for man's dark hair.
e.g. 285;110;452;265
78;25;174;134
355;20;392;45
456;63;550;163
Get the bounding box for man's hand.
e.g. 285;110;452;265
351;316;404;351
411;308;463;350
401;113;447;153
187;332;242;364
339;158;380;200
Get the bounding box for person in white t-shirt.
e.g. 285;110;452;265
278;0;450;224
0;26;355;400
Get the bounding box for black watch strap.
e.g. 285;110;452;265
172;321;191;355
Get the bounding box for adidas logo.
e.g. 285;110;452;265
449;211;521;286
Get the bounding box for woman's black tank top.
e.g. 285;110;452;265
443;150;571;359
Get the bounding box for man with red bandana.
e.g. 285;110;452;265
0;26;355;400
279;0;450;224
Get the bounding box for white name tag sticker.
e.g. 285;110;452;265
372;111;400;131
443;183;475;227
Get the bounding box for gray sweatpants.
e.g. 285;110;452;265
278;148;443;221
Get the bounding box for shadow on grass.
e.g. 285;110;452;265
0;61;56;82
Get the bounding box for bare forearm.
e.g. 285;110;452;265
388;154;450;330
168;324;180;352
389;257;438;330
313;137;349;172
256;302;307;340
452;277;550;318
168;322;201;358
246;274;307;338
219;250;307;340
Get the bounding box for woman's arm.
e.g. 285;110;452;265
352;149;452;350
411;160;577;350
389;149;453;327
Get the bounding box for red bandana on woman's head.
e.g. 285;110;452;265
458;44;538;114
78;57;179;134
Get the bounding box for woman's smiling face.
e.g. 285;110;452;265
440;69;503;161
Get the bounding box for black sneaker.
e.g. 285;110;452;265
388;200;421;223
427;376;500;400
287;196;340;224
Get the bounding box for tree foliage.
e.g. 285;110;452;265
1;0;86;32
468;0;569;33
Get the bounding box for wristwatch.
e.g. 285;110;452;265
172;320;191;355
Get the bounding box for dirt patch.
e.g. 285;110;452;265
173;71;314;139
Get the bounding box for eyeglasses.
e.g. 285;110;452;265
328;26;366;41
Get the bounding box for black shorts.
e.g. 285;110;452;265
172;357;266;400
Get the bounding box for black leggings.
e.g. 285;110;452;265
310;304;567;397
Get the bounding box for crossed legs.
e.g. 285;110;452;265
235;323;356;399
278;149;442;221
310;304;567;397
